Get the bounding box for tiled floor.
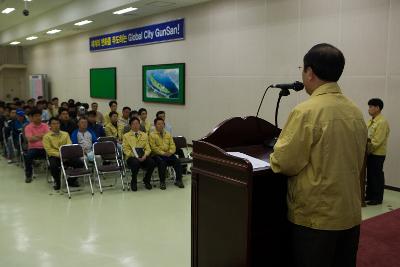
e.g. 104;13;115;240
0;158;399;267
0;158;191;267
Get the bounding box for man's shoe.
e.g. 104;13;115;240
53;184;61;190
25;176;32;183
131;183;137;192
160;182;166;190
144;183;152;190
174;180;185;188
367;200;382;206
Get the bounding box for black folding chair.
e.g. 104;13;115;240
93;141;125;193
97;136;126;176
60;144;94;199
173;136;193;174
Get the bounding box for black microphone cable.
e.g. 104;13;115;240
256;85;272;118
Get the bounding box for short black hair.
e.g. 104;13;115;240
129;117;140;125
30;108;42;116
109;100;117;107
109;111;118;117
51;97;59;101
60;101;68;106
87;110;97;117
82;103;89;110
156;111;165;118
154;117;164;125
122;106;131;112
78;117;87;122
138;108;147;115
368;98;384;110
58;107;68;114
49;117;60;124
303;43;345;82
91;102;98;106
130;110;138;117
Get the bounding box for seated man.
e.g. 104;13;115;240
149;118;184;190
87;110;105;138
9;109;29;155
104;101;120;125
105;111;124;142
36;100;51;122
91;102;104;125
58;107;77;135
138;108;151;134
122;117;156;191
156;111;172;134
71;117;97;162
24;109;50;183
122;110;139;135
43;117;83;190
119;106;131;129
4;108;17;163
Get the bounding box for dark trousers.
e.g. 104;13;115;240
366;154;386;202
24;148;46;178
48;156;84;186
126;157;155;184
153;155;182;183
291;223;360;267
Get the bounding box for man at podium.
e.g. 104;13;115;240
270;43;368;267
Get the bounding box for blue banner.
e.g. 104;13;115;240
89;18;185;52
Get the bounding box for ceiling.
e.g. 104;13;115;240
0;0;74;32
0;0;210;46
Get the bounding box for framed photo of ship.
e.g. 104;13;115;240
142;63;185;105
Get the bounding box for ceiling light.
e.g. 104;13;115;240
46;29;61;34
10;41;20;45
2;8;15;14
26;36;38;40
113;7;137;15
74;20;93;26
24;0;32;2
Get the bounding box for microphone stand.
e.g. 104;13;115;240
266;88;290;148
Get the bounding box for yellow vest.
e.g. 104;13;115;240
270;83;368;230
367;113;390;156
122;131;151;159
43;130;72;158
104;122;124;141
149;130;176;156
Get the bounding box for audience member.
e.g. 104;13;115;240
71;117;97;162
43;117;83;190
149;118;184;190
23;109;49;183
122;117;155;191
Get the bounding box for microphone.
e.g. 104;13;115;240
272;81;304;91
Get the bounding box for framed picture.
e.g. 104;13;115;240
142;63;185;104
90;67;117;99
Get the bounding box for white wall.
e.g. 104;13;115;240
24;0;400;187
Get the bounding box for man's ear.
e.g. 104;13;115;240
304;67;313;82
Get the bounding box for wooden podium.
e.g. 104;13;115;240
191;116;290;267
